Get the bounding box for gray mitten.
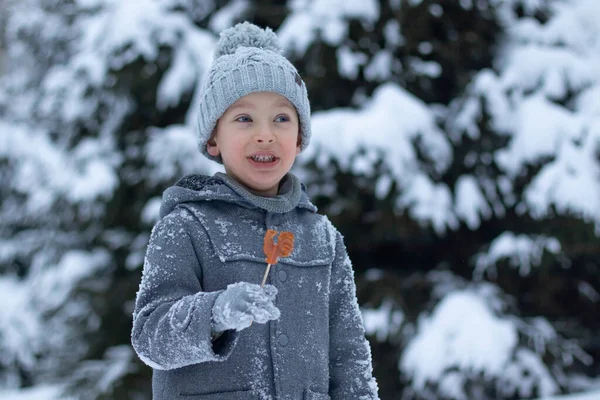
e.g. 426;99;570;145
211;282;280;333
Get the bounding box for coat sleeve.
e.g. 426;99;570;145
329;231;379;399
131;207;239;370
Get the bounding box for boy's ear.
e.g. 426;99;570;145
295;133;302;154
206;137;220;157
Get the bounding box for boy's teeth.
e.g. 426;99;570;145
251;155;275;162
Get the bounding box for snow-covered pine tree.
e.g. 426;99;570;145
277;1;500;395
434;0;600;396
0;0;225;398
279;0;600;398
391;0;599;398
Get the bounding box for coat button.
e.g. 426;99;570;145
278;334;289;346
278;269;288;282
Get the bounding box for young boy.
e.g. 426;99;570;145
131;21;379;400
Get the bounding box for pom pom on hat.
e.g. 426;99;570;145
215;21;282;58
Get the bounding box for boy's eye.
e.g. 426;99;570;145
235;115;252;123
275;115;290;123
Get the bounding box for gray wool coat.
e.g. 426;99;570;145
131;172;379;400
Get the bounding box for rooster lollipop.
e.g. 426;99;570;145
261;229;295;287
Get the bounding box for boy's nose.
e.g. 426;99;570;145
255;126;275;143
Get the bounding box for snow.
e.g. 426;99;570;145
0;248;108;386
361;300;404;342
533;389;600;400
301;82;455;232
397;284;595;399
400;291;519;392
488;0;600;231
474;232;561;278
578;281;600;303
525;136;600;225
454;175;492;230
0;385;74;400
278;0;380;54
440;0;600;233
364;50;393;81
0;122;119;210
82;0;179;67
494;95;582;175
336;46;368;80
209;0;251;33
0;275;40;374
145;125;220;186
156;42;197;110
383;20;404;47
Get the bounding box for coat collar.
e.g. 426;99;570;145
159;172;317;218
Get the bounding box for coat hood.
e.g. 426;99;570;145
159;172;317;218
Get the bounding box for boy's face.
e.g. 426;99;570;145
207;91;301;197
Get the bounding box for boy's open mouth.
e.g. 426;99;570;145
249;154;279;163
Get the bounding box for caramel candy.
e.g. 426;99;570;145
261;230;294;287
263;229;294;265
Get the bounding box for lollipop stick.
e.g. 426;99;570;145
260;264;272;287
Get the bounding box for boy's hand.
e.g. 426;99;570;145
211;282;280;333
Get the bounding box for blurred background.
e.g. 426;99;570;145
1;0;599;399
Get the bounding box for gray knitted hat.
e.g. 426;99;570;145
197;22;311;162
